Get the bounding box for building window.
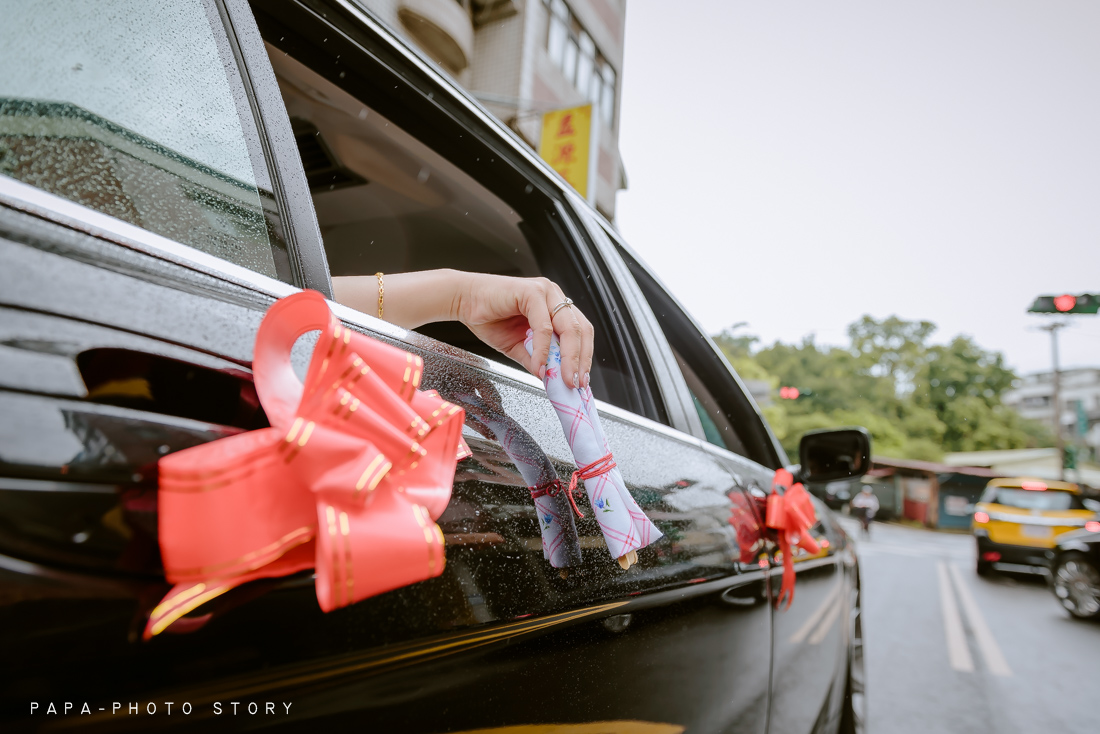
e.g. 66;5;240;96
543;0;617;126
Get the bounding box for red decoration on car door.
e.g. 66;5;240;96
766;468;821;609
145;291;464;639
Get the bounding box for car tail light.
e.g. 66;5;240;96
1086;521;1100;533
973;511;990;524
1020;481;1046;491
982;551;1001;562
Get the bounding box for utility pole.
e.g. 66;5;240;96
1039;322;1066;481
1028;294;1098;480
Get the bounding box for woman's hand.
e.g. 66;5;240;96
454;272;594;389
332;270;594;389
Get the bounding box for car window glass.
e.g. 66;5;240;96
674;346;744;454
982;488;1082;511
0;0;293;282
258;35;641;413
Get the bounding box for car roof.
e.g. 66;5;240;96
986;477;1080;493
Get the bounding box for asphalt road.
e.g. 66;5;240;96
841;518;1100;734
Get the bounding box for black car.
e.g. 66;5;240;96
1050;525;1100;620
1;1;868;732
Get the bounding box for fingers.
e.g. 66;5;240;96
575;309;594;389
523;287;554;380
545;286;593;389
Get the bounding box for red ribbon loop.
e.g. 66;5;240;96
530;478;585;518
145;291;465;639
766;468;821;609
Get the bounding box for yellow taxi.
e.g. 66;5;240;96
971;477;1098;575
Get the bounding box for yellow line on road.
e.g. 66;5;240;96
937;561;974;673
949;563;1012;677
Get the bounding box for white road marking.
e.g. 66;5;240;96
857;541;973;560
937;561;975;672
788;582;841;644
808;591;844;645
949;563;1013;677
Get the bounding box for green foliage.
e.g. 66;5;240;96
713;316;1053;461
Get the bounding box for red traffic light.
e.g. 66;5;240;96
779;386;800;399
1054;294;1077;312
1029;293;1098;314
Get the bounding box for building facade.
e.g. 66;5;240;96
352;0;627;219
1004;367;1100;462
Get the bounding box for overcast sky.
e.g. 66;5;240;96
615;0;1099;374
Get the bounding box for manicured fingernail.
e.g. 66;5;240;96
539;365;546;381
573;372;579;387
582;372;590;387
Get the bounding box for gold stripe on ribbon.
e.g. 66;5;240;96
340;511;353;604
326;505;342;608
165;525;315;579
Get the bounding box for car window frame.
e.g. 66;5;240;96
609;235;788;470
220;0;332;294
569;198;701;435
251;0;665;420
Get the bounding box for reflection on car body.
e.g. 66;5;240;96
0;1;865;732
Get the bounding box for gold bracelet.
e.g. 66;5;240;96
375;272;384;319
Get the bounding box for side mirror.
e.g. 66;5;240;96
798;427;872;484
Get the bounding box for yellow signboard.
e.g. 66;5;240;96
538;104;592;198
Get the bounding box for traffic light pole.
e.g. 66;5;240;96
1040;322;1065;480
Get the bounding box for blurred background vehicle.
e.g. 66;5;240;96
1050;520;1100;620
971;477;1097;576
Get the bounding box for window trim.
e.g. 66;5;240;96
0;175;300;302
568;197;696;433
613;238;788;470
221;0;332;295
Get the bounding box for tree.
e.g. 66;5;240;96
914;336;1051;452
712;316;1052;462
847;315;936;391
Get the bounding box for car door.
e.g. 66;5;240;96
3;2;765;733
603;229;854;734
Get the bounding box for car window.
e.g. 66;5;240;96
614;241;782;469
255;12;647;415
0;0;294;282
673;345;744;454
981;488;1083;511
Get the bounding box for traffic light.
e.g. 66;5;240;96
1028;293;1099;314
779;387;811;399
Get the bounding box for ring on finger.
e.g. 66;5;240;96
550;298;574;318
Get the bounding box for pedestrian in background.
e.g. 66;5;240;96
851;485;880;538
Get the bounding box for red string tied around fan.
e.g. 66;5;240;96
145;291;466;640
765;468;821;609
568;454;616;498
530;478;585;518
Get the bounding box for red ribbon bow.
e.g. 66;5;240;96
145;291;465;639
766;468;821;609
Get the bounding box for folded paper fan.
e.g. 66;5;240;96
458;386;584;569
525;331;662;568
